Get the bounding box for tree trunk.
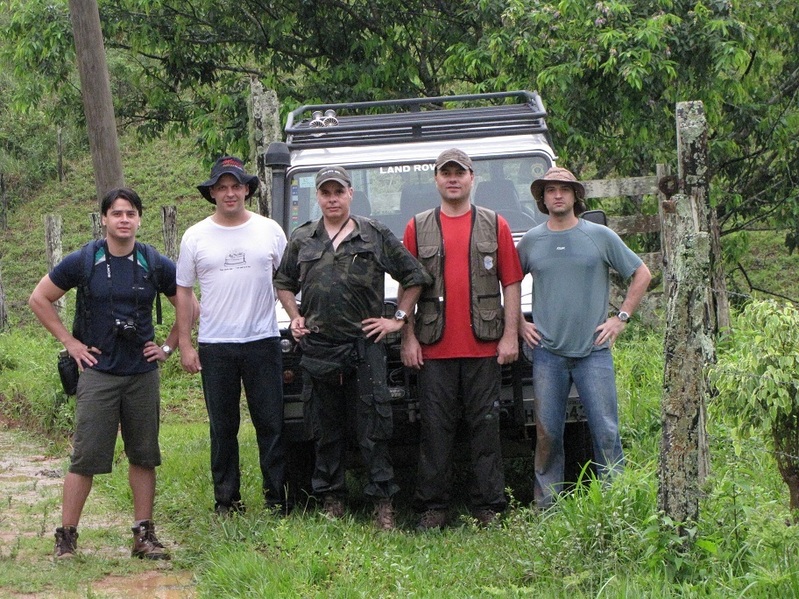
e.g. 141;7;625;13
249;79;281;217
658;101;715;533
773;421;799;520
69;0;124;201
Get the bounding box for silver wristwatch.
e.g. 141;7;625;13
394;309;408;323
161;344;173;356
617;311;630;323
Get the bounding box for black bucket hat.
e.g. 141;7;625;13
197;156;259;204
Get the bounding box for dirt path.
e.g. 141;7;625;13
0;424;195;598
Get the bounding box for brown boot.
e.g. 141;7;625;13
373;499;396;531
417;509;447;531
472;508;500;527
54;526;78;559
322;495;345;519
131;520;170;560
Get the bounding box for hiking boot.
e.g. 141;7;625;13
54;526;78;559
214;500;246;517
472;508;499;527
373;499;396;531
131;520;170;560
417;509;447;531
322;495;345;519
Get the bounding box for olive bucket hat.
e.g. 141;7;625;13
530;166;587;215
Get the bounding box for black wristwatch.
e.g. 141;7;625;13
394;309;409;324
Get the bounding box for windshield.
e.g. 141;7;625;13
285;155;552;238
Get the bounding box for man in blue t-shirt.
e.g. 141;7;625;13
29;187;190;560
516;167;652;509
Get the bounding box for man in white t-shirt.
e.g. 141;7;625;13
176;156;289;515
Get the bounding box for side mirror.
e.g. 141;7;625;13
581;209;607;226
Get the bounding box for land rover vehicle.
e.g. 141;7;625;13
264;91;594;491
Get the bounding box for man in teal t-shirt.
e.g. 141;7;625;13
516;167;652;509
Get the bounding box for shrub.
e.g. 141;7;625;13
709;299;799;516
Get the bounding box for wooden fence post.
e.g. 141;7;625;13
44;214;66;316
0;262;8;331
57;127;65;182
91;212;103;239
249;78;281;218
1;172;7;230
161;206;178;261
658;101;715;533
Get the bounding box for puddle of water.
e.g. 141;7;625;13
89;569;196;598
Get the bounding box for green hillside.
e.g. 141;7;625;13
1;135;216;326
3;133;797;328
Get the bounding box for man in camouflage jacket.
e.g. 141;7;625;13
275;165;430;530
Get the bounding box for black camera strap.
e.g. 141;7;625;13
105;240;143;332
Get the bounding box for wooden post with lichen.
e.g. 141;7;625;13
91;212;103;239
161;206;178;261
249;78;281;218
44;214;66;317
0;263;8;330
658;101;715;532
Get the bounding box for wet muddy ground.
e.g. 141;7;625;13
0;425;196;598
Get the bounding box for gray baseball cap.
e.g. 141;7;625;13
315;166;352;189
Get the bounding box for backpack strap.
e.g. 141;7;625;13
73;239;104;341
135;242;164;325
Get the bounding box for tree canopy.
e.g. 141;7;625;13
2;0;798;247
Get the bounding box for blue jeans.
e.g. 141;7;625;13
531;345;624;507
199;338;286;508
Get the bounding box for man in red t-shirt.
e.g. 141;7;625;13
400;148;523;530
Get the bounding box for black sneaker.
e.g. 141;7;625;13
265;501;292;517
131;520;170;560
54;526;78;559
214;500;246;517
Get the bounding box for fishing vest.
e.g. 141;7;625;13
414;205;504;344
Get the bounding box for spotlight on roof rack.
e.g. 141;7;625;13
309;109;338;128
309;111;325;128
321;109;338;126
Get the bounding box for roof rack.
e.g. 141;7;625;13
284;90;552;150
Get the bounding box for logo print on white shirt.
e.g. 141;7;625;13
225;251;246;266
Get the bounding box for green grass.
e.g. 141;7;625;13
93;401;799;598
3;133;799;597
3;310;799;597
0;327;774;598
